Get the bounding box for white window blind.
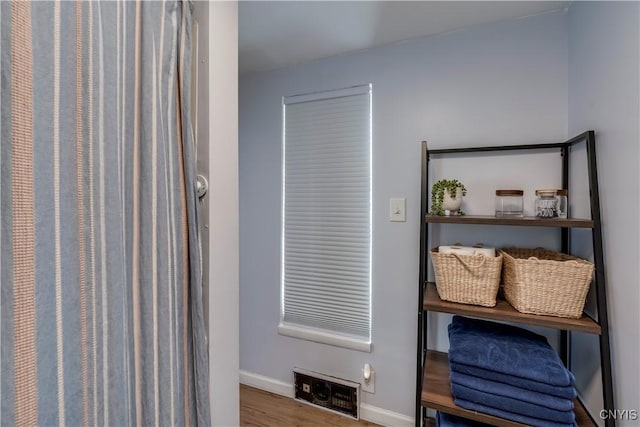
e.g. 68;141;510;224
279;85;372;351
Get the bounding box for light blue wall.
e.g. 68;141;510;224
239;10;569;417
568;2;640;426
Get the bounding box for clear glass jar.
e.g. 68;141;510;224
495;190;524;217
556;189;568;219
535;189;558;218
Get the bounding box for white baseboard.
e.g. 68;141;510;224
239;370;414;427
240;370;294;398
360;403;414;427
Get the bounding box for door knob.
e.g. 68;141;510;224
196;175;208;199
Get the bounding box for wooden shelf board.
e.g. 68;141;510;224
424;282;601;335
425;215;594;228
421;351;596;427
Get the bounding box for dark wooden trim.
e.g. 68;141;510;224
423;283;601;335
425;215;594;228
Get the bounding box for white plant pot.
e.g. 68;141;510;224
442;188;463;214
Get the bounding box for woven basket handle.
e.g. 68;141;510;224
452;253;487;269
527;256;580;265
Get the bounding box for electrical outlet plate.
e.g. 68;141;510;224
390;198;406;222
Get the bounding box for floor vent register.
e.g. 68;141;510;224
293;368;360;420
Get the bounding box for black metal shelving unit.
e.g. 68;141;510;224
416;131;614;426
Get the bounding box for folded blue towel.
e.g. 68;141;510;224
451;382;575;424
448;316;573;387
450;361;577;399
454;397;578;427
436;411;492;427
450;371;574;412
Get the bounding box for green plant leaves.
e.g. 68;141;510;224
429;179;467;216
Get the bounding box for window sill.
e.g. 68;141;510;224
278;323;372;353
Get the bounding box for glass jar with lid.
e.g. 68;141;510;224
495;190;524;217
556;189;568;219
535;189;558;218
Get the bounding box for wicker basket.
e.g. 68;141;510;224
500;247;594;318
430;248;502;307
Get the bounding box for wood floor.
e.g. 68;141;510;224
240;384;381;427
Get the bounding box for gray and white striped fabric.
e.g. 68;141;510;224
0;1;210;426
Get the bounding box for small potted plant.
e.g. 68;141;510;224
429;179;467;216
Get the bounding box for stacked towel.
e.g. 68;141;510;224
448;316;577;427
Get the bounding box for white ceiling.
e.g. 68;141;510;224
239;1;570;75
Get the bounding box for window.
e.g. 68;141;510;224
279;84;372;352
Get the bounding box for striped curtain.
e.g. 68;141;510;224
0;1;210;426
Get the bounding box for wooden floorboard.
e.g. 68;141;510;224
240;384;381;427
